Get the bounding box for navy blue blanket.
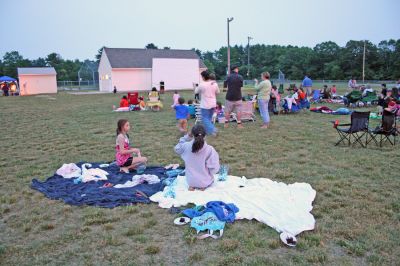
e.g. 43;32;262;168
31;162;168;208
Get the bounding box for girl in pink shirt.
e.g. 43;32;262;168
115;119;148;173
171;91;180;108
331;85;337;95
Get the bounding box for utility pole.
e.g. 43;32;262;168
362;40;366;83
247;36;253;77
227;17;234;75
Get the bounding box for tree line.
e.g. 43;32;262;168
1;40;399;81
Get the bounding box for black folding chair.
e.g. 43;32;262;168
333;111;370;147
367;110;398;147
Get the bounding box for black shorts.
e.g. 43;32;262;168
122;157;133;167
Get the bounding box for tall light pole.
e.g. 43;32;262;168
247;36;253;77
227;17;234;75
362;40;366;83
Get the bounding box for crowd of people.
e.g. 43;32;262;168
112;70;400;191
1;82;18;96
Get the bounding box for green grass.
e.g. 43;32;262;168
0;86;399;265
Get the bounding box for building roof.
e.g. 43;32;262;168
103;48;206;69
18;67;57;75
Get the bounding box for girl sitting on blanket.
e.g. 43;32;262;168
174;124;220;191
115;119;147;173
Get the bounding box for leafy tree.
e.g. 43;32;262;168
95;46;105;63
31;57;47;67
2;51;30;78
1;39;400;82
145;43;158;49
45;53;63;67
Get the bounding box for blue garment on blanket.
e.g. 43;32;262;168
31;162;169;208
332;108;352;115
182;201;239;223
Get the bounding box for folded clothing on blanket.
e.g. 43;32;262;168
182;201;239;223
114;174;160;188
31;162;168;208
150;175;316;236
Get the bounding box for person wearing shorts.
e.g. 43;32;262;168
223;65;244;128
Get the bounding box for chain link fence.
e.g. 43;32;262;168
57;80;99;91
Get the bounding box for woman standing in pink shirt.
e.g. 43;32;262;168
195;70;220;136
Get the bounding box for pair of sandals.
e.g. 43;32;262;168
165;164;179;170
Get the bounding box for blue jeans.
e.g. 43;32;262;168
258;99;270;125
201;108;216;135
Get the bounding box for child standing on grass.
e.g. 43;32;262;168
331;85;337;96
174;124;220;191
174;97;190;133
171;90;180;108
187;99;196;118
115;119;147;173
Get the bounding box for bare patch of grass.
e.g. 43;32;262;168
144;245;160;255
125;226;144;236
40;223;55;231
188;252;204;263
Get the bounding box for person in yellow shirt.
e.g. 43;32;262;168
254;72;272;128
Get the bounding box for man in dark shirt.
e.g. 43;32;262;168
223;65;244;128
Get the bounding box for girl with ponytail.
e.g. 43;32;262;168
174;124;220;191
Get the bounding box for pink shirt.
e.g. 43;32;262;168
195;81;220;109
172;93;180;106
272;90;281;102
115;134;131;166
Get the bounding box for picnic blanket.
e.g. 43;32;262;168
31;162;168;208
150;175;316;236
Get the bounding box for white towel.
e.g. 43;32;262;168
150;175;316;236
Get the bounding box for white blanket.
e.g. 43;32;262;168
150;175;316;236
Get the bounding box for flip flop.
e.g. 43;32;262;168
280;232;297;247
101;182;113;188
135;190;148;198
174;217;191;225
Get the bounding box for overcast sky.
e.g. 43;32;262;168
1;0;399;60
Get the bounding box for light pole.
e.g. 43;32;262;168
362;40;366;83
247;36;253;77
227;17;234;75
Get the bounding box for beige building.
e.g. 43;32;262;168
18;67;57;95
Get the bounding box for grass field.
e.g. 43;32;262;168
0;86;399;265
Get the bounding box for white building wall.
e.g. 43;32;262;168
98;50;112;92
111;69;152;91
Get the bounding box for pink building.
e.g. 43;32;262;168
98;48;207;92
17;67;57;95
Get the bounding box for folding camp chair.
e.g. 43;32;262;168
194;104;202;124
344;90;362;107
367;110;398;147
147;91;163;111
333;111;370;147
231;101;256;122
127;92;139;105
310;90;321;103
361;90;378;105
